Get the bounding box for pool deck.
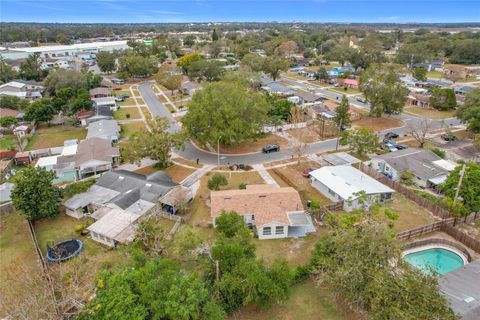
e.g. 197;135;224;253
402;244;469;265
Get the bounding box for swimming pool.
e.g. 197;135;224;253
403;247;465;275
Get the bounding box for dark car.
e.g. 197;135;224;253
441;134;457;142
262;144;280;153
302;168;315;178
395;144;408;150
115;94;130;102
384;132;399;139
383;139;397;145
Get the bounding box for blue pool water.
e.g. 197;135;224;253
403;248;465;275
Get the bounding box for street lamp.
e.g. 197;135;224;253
217;135;222;166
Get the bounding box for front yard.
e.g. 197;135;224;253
120;122;146;138
195;134;290;154
352;116;404;132
404;106;456;120
26;124;87;150
113;107;142;120
329;87;361;95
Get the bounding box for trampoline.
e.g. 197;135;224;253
47;239;83;262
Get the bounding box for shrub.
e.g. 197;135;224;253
126;113;131;119
207;173;228;190
431;147;446;159
239;183;247;189
63;179;95;199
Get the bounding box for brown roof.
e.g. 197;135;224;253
57;138;119;167
0;108;21;117
410;93;431;103
210;184;304;226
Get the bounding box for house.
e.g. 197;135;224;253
339;78;359;89
181;81;202;96
0;80;43;100
86;119;120;142
100;77;113;88
92;97;118;110
210;184;315;240
406;93;433;109
319;152;361;166
439;259;480;320
13;125;29;137
291;57;310;67
369;148;457;188
90;87;111;99
292;90;324;105
309;105;336;120
413;60;444;72
260;77;294;96
57;137;120;179
310;165;394;211
0;108;23;122
79;105;114;126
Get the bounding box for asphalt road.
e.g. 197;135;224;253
139;81;461;166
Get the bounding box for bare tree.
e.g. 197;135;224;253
135;215;169;256
288;107;308;165
408;118;433;148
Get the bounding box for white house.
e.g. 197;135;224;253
310;165;395;211
92;97;118;110
210;184;315;240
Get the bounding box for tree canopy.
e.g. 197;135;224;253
155;64;182;95
19;53;47;81
24;98;56;123
412;67;428;81
177;52;205;74
0;58;18;83
182;78;270;146
96;51;117;73
456;87;480;132
117;54;158;79
340;127;378;157
11;167;62;221
441;162;480;214
429;87;457;111
360;64;408;117
333;95;351;128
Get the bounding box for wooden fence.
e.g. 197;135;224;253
441;224;480;254
358;164;452;219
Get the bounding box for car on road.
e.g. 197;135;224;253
355;97;367;103
302;168;315;178
262;144;280;153
384;132;399;139
441;134;458;141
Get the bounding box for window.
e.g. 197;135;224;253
275;226;284;235
328;188;336;197
251;215;255;221
263;227;272;235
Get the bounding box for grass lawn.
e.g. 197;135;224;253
112;90;131;96
426;70;443;79
114;107;141;120
289;124;338;143
173;157;203;168
352;116;404;132
141;107;152;120
120;122;146;138
196;134;290;154
384;193;436;232
268;163;331;206
0;134;18;150
26;124;86;150
117;98;135;106
134;164;195;184
329;87;360;94
230;278;355;320
404;106;456;120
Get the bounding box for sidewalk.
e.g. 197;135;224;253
252;164;279;187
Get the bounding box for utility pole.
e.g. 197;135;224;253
453;164;466;208
217;135;222;167
215;260;220;300
335;118;343;151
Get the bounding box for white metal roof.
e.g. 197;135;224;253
0;81;26;89
310;165;395;200
61;144;78;156
432;159;457;172
87;208;139;242
35;155;58;168
93;96;116;106
428;175;448;185
9;40;128;53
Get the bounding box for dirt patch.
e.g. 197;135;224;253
353;116;404;132
289;124;338;143
172;157;203;168
384;193;437;232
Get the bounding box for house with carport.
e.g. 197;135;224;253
210;184;315;240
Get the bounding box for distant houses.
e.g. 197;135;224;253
0;80;44;100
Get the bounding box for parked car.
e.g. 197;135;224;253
115;94;130;102
395;144;408;150
384;132;399;139
383;143;398;152
383;139;397;145
302;168;315;178
113;87;122;91
262;144;280;153
441;134;457;141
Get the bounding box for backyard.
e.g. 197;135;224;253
120;122;146;138
0;134;18;150
384;193;437;232
26;124;87;150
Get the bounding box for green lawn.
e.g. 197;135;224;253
26;125;87;150
120;122;146;138
426;70;444;79
404;106;456;120
329;87;361;94
114;107;141;120
0;134;18;150
231;279;353;320
117;98;135;106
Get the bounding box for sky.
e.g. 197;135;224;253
1;0;479;24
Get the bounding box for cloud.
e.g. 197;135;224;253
149;10;182;15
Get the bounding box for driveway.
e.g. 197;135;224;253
139;82;462;165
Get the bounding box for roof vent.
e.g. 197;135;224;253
119;176;124;180
146;183;152;188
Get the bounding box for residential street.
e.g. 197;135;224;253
139;82;462;165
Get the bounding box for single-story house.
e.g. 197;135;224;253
260;78;294;96
292;90;324;105
79;105;114;126
442;140;480;163
13;125;29;137
369;148;457;188
406;93;433;109
413;60;444;72
0;80;43;100
339;78;359;89
57;137;120;179
210;184;315;240
439;260;480;320
90;87;111;99
0;108;23;120
308;105;336;120
310;165;394;211
92;97;117;110
14;151;31;166
319;152;361;166
86;119;120;142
